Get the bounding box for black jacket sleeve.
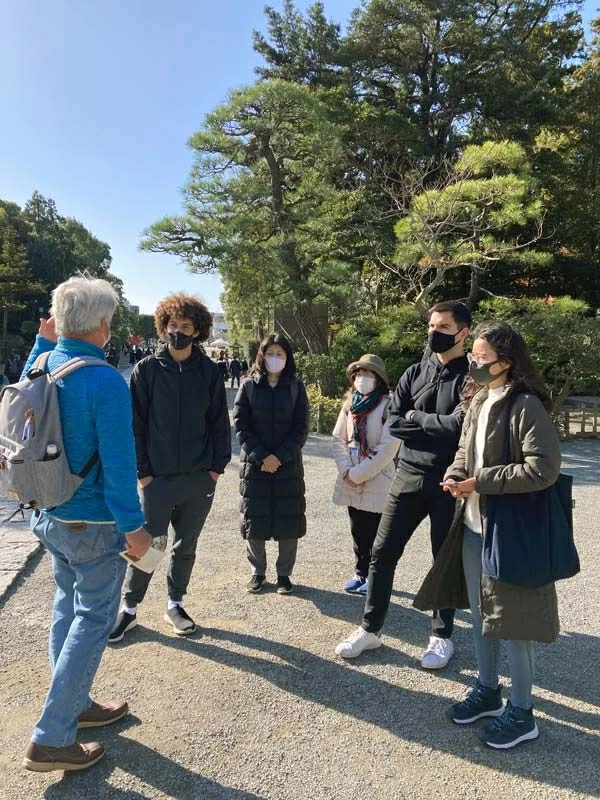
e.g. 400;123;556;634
410;403;465;439
233;382;270;465
206;364;232;473
130;361;152;478
274;380;310;464
387;365;432;442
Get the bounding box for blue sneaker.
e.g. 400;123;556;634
344;575;366;593
479;701;539;749
356;579;368;595
447;680;504;724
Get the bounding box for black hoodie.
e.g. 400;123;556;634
387;352;469;477
130;344;231;479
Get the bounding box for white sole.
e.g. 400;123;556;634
163;613;196;635
335;641;382;659
108;618;137;644
484;724;539;749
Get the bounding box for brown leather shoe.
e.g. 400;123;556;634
78;699;129;728
23;741;105;772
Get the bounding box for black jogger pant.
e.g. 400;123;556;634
123;471;216;606
362;471;456;638
347;507;382;580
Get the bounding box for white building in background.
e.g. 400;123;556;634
209;311;228;342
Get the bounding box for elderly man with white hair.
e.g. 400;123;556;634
19;276;151;773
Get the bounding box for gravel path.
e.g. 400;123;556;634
0;387;598;800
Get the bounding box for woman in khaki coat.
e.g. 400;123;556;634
332;355;400;594
417;321;561;751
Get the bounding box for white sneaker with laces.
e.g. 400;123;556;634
421;635;454;669
335;627;382;659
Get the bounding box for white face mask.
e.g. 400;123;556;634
354;375;375;395
265;355;286;374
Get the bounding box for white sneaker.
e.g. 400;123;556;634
421;635;454;669
335;627;382;659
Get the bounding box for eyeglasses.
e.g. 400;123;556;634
467;354;500;368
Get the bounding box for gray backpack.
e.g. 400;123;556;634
0;352;113;510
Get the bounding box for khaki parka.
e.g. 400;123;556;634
414;387;562;643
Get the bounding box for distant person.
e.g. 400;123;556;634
240;357;249;378
0;360;9;389
216;355;228;382
335;301;471;669
110;293;231;642
419;322;561;749
233;334;309;594
20;276;151;773
332;355;399;594
4;351;23;383
229;356;242;388
129;347;137;366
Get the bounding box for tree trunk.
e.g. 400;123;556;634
292;302;337;397
466;266;481;310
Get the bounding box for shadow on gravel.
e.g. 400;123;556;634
137;627;599;798
42;719;267;800
561;440;600;486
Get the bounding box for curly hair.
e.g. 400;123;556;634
154;293;212;342
466;321;553;412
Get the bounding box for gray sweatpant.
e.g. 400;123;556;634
124;471;216;606
462;526;535;709
246;538;298;577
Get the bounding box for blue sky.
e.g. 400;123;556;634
1;1;598;314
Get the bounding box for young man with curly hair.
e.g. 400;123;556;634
110;293;231;641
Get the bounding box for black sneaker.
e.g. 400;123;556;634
479;701;539;749
163;606;196;636
108;610;137;644
246;575;266;593
276;576;293;594
447;680;504;724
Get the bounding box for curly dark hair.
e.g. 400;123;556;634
154;293;212;342
466;321;553;412
253;334;297;378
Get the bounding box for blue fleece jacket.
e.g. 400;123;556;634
22;335;145;533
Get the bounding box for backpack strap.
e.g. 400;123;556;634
290;378;299;407
49;356;114;382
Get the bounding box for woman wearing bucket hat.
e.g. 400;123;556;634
332;355;400;594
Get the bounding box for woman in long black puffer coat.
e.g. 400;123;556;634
233;334;310;595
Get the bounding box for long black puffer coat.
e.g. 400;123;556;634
233;374;310;540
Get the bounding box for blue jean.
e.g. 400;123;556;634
30;512;126;747
462;526;535;709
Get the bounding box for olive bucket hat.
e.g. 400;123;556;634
346;354;390;386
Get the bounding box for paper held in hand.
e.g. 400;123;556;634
119;547;165;574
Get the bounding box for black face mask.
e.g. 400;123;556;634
428;329;460;354
167;331;195;350
469;360;508;386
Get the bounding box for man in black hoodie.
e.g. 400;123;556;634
335;301;471;668
110;293;231;642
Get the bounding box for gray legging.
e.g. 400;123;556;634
462;526;535;710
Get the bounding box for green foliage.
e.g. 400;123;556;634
474;296;600;408
304;384;343;433
296;304;425;396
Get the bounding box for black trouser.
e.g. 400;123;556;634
231;374;240;388
362;471;456;638
348;507;382;580
123;471;216;606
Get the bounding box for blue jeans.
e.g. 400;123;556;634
30;512;126;747
462;526;535;709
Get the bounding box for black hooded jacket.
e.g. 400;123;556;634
130;344;231;479
387;352;469;477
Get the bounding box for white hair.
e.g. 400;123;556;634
51;276;119;336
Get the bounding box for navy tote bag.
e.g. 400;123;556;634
482;415;580;588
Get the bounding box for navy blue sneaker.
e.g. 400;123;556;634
447;681;504;724
344;575;366;593
479;701;539;749
356;579;368;596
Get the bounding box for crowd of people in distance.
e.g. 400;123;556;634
8;277;567;773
